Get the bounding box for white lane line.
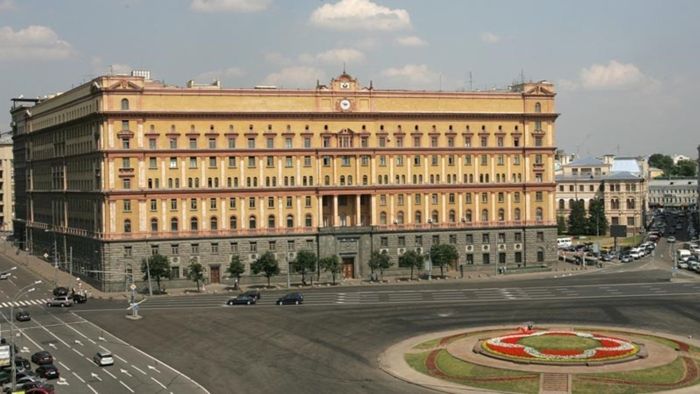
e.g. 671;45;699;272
119;380;135;393
48;313;91;339
20;330;43;349
87;384;99;394
103;369;117;380
39;324;71;347
131;364;147;375
91;372;103;382
99;345;110;352
148;365;161;373
17;301;26;306
72;371;86;383
58;361;71;371
1;303;7;307
72;348;85;357
151;376;167;390
114;354;128;363
88;338;97;344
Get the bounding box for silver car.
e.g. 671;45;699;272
47;296;73;307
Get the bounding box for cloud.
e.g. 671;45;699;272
263;66;326;87
0;25;73;61
195;67;245;83
109;64;133;75
0;0;15;12
396;35;427;47
299;48;365;65
382;64;437;85
579;60;649;90
310;0;411;31
480;32;501;44
190;0;270;13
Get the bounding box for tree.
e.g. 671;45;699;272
648;154;674;176
292;249;317;286
186;258;205;292
251;251;280;287
557;215;567;235
226;255;245;289
586;198;608;236
398;250;424;280
673;159;697;177
368;250;392;281
429;244;459;277
319;255;341;285
567;199;587;235
141;254;170;293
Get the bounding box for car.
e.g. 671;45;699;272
227;294;257;305
93;351;114;367
241;289;261;301
601;253;614;262
0;272;11;280
31;351;53;365
72;293;87;304
12;356;32;372
46;296;72;307
667;236;676;243
277;292;303;305
678;262;689;269
15;310;31;322
52;287;69;297
35;365;59;380
25;385;56;394
621;255;632;263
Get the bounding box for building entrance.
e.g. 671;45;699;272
210;265;220;284
342;257;355;279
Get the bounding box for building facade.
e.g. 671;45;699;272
648;179;698;209
11;73;558;291
0;133;13;234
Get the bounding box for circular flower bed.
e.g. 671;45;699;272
480;330;640;364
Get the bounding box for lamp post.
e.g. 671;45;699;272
10;280;41;392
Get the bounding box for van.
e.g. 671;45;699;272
677;249;691;262
557;237;572;248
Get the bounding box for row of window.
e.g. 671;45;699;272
124;238;316;258
123;213;314;233
558;198;636;210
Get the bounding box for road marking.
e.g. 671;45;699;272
103;369;117;380
58;361;71;371
120;380;135;393
0;303;6;307
20;331;43;349
56;378;69;386
75;339;84;346
120;368;133;377
72;371;86;383
48;343;57;349
99;345;110;352
91;372;102;382
131;364;147;375
73;348;85;357
151;376;167;389
87;383;99;394
148;365;161;373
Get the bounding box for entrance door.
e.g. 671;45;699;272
342;257;354;279
210;265;220;284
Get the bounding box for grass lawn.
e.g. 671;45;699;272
412;338;442;350
405;350;539;394
572;234;643;248
518;335;600;350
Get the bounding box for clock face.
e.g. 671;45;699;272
340;82;350;89
339;99;351;111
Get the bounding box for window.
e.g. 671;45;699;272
121;157;131;169
170;218;178;231
286;215;294;228
169;138;177;149
123;199;131;212
210;217;218;230
536;231;544;242
534;102;542;113
122;178;131;189
151;245;159;255
190;217;199;231
481;209;489;222
148;138;157;149
304;137;311;148
191;243;199;255
121;120;129;131
482;233;490;244
149;157;157;169
466;254;474;265
537;248;544;262
482;253;490;264
535;207;543;221
121;98;129;110
449;234;457;244
247;138;255;149
124;246;132;257
150;218;158;232
380;237;388;247
123;219;132;233
169;157;178;169
305;214;312;227
209;157;217;168
150;199;157;211
189;138;197;149
121;138;130;149
228;137;236;149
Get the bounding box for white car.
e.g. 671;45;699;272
93;351;114;366
0;272;11;280
678;262;689;269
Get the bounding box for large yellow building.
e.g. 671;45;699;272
11;72;558;291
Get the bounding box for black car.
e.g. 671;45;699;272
241;289;261;301
72;293;88;303
31;351;53;365
35;364;59;380
52;287;69;297
15;310;31;322
13;356;32;372
277;292;303;305
227;294;257;305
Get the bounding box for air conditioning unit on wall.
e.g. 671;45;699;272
498;244;506;251
466;245;474;252
514;243;522;250
415;247;424;254
249;253;258;261
397;247;406;256
287;251;297;260
379;248;389;254
170;256;180;264
482;244;490;252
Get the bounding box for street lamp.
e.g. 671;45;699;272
10;280;41;392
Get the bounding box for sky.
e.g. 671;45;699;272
0;0;698;157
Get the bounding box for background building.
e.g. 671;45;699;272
0;132;13;234
648;179;698;210
11;72;558;291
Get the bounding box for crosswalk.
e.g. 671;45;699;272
0;298;51;308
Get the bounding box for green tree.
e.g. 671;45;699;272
226;255;245;289
141;254;170;293
368;250;392;281
648;154;674;176
251;251;280;287
292;249;317;286
567;199;587;235
398;250;424;280
673;159;698;177
586;198;608;236
186;258;205;292
429;244;458;277
319;255;341;285
557;215;567;235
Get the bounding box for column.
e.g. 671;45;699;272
317;196;323;227
441;193;447;223
389;194;395;224
525;192;531;222
507;193;512;222
407;156;413;184
333;195;339;227
296;196;301;227
389;156;394;184
241;198;246;229
355;194;361;226
441;155;446;183
491;192;496;223
458;193;463;222
332;156;337;185
370;195;377;225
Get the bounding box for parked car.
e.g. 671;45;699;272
35;365;59;380
93;351;114;367
621;255;632;263
678;262;689;269
25;385;56;394
46;296;72;308
52;287;69;297
227;294;257;305
0;272;11;280
72;293;87;304
241;289;261;301
667;236;676;243
15;310;31;322
31;351;53;365
13;356;32;372
277;292;304;305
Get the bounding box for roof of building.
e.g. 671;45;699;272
564;156;605;167
649;179;698;187
602;171;644;181
555;174;605;182
611;158;641;174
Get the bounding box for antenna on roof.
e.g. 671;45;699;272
520;69;525;84
469;71;473;90
342;62;346;74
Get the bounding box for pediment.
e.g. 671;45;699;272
106;79;143;91
524;85;554;96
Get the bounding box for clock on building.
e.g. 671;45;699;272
339;99;351;111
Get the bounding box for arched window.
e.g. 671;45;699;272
210;216;218;231
286;215;294;228
558;199;565;210
380;211;387;225
448;209;456;223
514;208;521;221
170;217;178;231
339;175;345;186
481;209;489;222
362;175;368;185
536;207;543;221
324;175;330;185
397;211;404;225
347;175;353;185
268;215;276;228
431;210;439;223
537;247;545;262
498;208;505;222
569;199;575;209
465;209;472;222
121;98;129;110
230;216;237;229
534;102;541;113
627;198;635;209
305;214;312;227
150;218;158;232
415;210;422;224
190;217;199;231
249;215;257;229
124;219;131;233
